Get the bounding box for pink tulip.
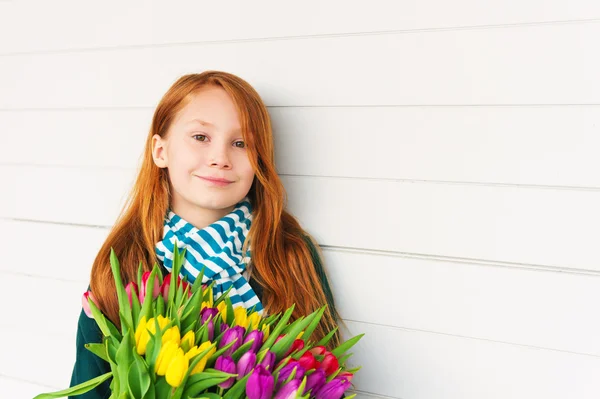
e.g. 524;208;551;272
81;291;97;318
139;271;160;304
125;282;138;307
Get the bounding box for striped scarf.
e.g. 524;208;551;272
155;197;263;315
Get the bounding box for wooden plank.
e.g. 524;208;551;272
1;23;599;108
4;220;600;356
340;320;600;398
2;166;599;270
2;105;600;187
0;1;598;54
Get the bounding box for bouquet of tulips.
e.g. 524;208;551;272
35;243;363;399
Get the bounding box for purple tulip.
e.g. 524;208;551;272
243;330;264;353
220;322;230;334
260;350;276;371
219;326;245;357
246;365;275;399
200;307;219;323
207;320;215;342
274;379;301;399
314;376;352;399
215;355;237;389
305;368;327;394
236;351;257;380
277;361;306;387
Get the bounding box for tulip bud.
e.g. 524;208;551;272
314;376;352;399
234;306;249;328
215;355;237;389
243;330;264;353
134;316;149;355
274;378;301;399
305;368;327;394
337;371;354;383
125;282;138;307
165;348;188;388
139;271;160;304
200;307;219;324
261;323;270;341
285;339;305;357
298;350;320;371
155;341;179;376
162;325;181;346
260;350;276;371
236;351;257;380
81;291;97;318
319;352;339;377
277;361;305;388
220;322;230;334
219;326;245;357
181;330;195;352
246;365;275;399
247;311;261;330
185;341;216;374
217;301;228;322
309;346;327;357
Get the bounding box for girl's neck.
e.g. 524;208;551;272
170;200;235;230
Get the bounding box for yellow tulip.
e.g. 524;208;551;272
201;301;211;310
155;341;179;376
234;306;248;328
135;316;149;355
146;315;170;335
247;312;261;331
165;348;189;387
261;323;270;342
185;341;216;374
217;301;228;321
162;325;181;346
296;330;305;340
181;330;195;352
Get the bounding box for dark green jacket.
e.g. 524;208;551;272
69;239;338;399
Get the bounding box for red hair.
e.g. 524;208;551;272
90;71;342;348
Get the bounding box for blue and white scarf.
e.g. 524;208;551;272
155;197;264;315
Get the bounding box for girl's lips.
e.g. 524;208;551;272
198;176;233;186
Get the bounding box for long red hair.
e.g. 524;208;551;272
89;71;343;348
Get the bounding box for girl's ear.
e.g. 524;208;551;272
152;134;168;168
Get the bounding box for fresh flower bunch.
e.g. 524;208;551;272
35;243;363;399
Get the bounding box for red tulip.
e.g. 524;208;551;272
298;350;320;370
309;346;327;357
285;339;305;357
319;352;339;376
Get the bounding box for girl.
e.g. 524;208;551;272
69;71;344;399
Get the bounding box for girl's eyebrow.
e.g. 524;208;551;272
187;118;241;133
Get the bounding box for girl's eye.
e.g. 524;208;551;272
192;134;207;142
234;141;246;149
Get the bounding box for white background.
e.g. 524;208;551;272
1;1;600;398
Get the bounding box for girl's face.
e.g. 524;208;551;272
152;86;255;228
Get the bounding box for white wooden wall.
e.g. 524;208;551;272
1;1;600;398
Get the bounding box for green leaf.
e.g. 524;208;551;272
330;333;364;358
230;339;255;362
189;393;222;399
114;331;134;396
154;377;172;399
32;371;112;399
270;309;320;360
109;248;133;333
225;295;234;326
84;343;109;362
300;305;327;341
316;327;338;348
221;372;251;399
127;353;150;399
257;304;295;361
139;265;160;324
87;297;111;337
